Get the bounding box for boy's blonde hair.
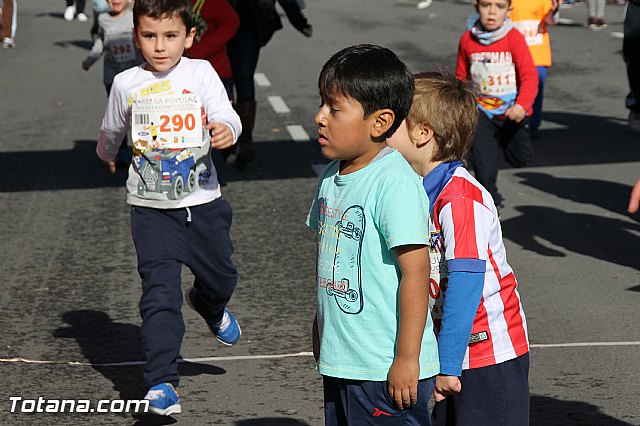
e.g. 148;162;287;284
406;69;478;162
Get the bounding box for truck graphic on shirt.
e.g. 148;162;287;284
136;149;197;200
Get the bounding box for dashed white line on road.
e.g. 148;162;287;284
611;32;624;39
268;95;291;114
254;73;271;87
287;124;310;142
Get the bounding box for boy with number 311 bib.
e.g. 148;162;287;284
456;0;538;208
97;0;242;416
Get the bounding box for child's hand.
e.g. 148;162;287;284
102;159;116;174
432;375;462;402
207;122;234;150
628;177;640;214
505;104;526;123
82;61;90;71
387;356;419;410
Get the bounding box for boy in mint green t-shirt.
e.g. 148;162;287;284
306;44;439;425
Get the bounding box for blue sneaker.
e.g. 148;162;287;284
185;287;241;346
144;382;181;416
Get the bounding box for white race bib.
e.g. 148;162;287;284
108;35;136;63
428;231;447;323
131;94;206;150
471;62;517;96
513;20;544;47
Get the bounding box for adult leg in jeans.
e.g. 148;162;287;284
468;113;503;205
227;24;260;168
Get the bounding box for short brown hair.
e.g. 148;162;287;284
133;0;194;33
406;69;478;162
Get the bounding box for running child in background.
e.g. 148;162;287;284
96;0;242;415
307;44;439;425
387;69;530;426
83;0;142;165
456;0;538;207
510;0;562;138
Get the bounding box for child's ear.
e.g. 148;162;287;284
184;27;197;49
370;109;395;138
412;122;435;148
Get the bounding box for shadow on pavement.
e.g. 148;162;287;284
1;138;321;193
235;419;312;425
54;310;225;403
515;172;638;219
499;111;640;169
53;40;94;50
501;206;640;273
531;395;635;425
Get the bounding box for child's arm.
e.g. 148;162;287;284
207;122;234;150
188;0;239;60
455;35;470;82
199;62;242;146
97;77;130;172
433;270;485;401
82;26;105;71
387;244;430;410
545;0;562;25
508;32;538;122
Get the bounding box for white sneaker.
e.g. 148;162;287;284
64;5;76;21
629;111;640;133
2;37;15;48
76;12;88;21
417;0;432;8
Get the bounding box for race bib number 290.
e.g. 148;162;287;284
131;94;205;149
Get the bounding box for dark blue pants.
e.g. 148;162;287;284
323;375;436;426
130;198;238;387
530;66;548;128
431;353;530;426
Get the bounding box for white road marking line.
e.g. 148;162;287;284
0;352;315;367
530;341;640;348
287;125;310;142
254;73;271;87
268;95;290;114
611;32;624;39
2;342;640;367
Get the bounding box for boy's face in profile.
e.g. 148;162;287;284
387;120;421;167
474;0;510;31
134;13;196;73
314;93;383;162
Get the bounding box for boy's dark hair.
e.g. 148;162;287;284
407;69;478;162
133;0;194;33
318;44;414;139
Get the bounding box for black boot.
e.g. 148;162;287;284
233;100;256;169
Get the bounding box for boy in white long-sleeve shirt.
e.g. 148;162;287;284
96;0;242;416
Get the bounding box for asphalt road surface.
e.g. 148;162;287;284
0;0;639;424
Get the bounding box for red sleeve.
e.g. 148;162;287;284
188;0;240;60
455;33;470;81
510;30;538;114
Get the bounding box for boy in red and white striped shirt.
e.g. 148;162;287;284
388;70;530;426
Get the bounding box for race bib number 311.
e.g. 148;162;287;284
132;94;205;149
